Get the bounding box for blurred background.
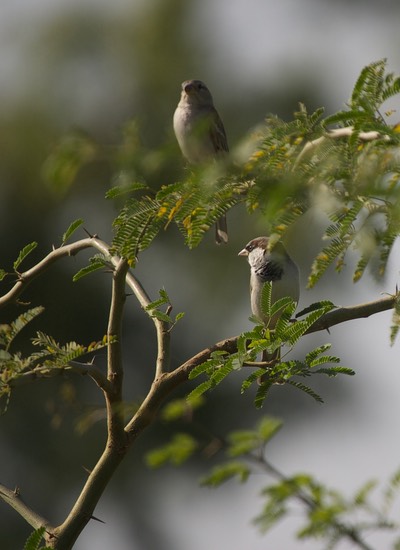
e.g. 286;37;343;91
1;0;400;548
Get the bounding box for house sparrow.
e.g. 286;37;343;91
239;236;300;365
173;79;229;244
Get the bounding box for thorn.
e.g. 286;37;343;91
90;515;106;524
83;228;98;239
82;466;92;475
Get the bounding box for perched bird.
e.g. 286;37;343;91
173;79;229;244
239;236;300;365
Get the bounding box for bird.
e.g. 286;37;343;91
238;236;300;368
173;79;229;244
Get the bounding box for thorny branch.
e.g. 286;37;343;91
0;236;398;549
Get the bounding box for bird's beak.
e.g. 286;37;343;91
238;248;248;257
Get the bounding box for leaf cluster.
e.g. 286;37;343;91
0;307;111;411
23;526;52;550
40;60;400;289
254;469;400;549
200;416;400;549
188;284;353;409
246;59;400;286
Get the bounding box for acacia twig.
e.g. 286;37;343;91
294;126;389;167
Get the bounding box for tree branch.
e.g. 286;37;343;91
248;454;375;550
294;126;390;167
303;293;397;334
170;293;398;381
105;257;129;440
0;484;53;532
122;293;398;543
0;238;95;308
7;363;112;394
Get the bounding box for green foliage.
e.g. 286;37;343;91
39;61;400;289
145;433;198;467
23;526;52;550
0;307;44;351
199;414;400;549
31;331;112;366
245;59;400;286
62;218;84;244
188;287;351;408
111;194;164;263
226;417;283;457
390;293;400;345
145;288;185;326
109;174;244;261
4;59;400;549
42;129;97;193
0;309;112;410
199;416;286;487
160;395;205;422
72;254;111;282
13;242;38;271
255;473;400;548
201;461;250;486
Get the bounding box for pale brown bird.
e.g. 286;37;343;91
173;79;229;244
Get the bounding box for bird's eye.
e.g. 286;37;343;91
246;244;254;252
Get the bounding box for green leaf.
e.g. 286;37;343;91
145;433;197;468
149;310;173;323
286;380;324;403
227;430;261;457
390;295;400;345
13;242;38;271
161;395;205;421
260;281;272;319
305;343;332;363
383;467;400;512
106;181;148;199
145;289;170;311
0;307;44;350
257;416;283;442
111;195;163;262
42;130;97;193
241;368;267;393
23;526;47;550
62;219;84;244
186;379;213;400
350;59;386;112
254;380;273;409
296;301;336;318
286;305;333;345
353;479;378;505
201;461;250;487
72;257;107;282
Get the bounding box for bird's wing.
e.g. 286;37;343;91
209;109;229;155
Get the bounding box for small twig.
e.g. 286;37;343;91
304;294;397;334
105;257;129;439
8;363;112;393
294;126;390;167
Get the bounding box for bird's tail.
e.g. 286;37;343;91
215;215;228;244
